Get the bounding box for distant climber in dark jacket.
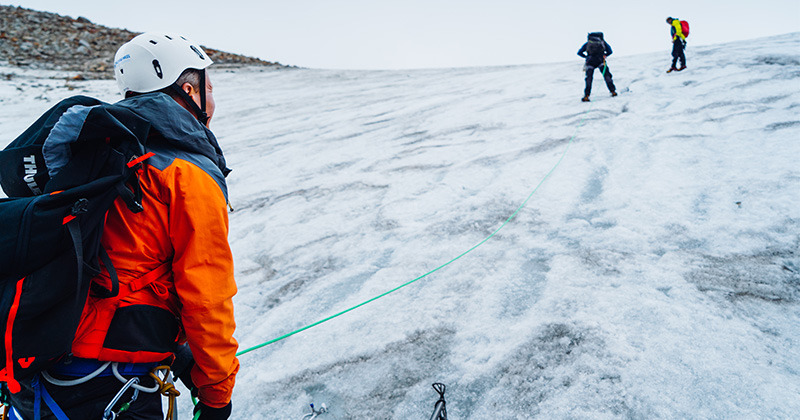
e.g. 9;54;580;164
577;32;617;102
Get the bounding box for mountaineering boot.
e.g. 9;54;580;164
666;67;677;73
677;65;687;71
581;95;590;102
610;91;618;97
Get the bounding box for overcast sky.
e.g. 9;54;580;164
6;0;800;69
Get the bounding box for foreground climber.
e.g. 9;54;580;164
6;32;239;420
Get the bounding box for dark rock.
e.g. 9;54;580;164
0;5;287;79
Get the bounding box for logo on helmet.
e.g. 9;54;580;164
114;54;131;68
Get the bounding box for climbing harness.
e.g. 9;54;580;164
429;383;447;420
26;360;179;420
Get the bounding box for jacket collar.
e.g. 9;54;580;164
116;93;230;177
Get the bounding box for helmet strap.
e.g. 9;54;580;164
169;71;209;125
199;70;207;118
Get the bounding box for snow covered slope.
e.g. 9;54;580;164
1;33;799;419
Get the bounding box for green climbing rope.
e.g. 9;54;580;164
236;85;603;358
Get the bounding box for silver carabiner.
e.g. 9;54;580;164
102;376;140;420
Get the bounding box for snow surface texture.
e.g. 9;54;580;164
1;33;799;419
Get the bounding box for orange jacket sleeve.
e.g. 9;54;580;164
163;158;239;407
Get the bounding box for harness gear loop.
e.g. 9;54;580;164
41;362;112;387
148;365;180;420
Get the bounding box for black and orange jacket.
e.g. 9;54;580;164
50;93;239;408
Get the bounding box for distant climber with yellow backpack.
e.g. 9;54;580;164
666;17;689;72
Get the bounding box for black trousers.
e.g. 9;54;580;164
8;374;162;420
584;63;615;97
671;39;686;68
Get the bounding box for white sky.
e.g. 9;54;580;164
5;0;800;69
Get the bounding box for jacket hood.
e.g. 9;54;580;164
117;93;231;177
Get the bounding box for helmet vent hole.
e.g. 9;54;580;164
149;40;157;45
190;45;206;60
152;59;163;79
164;35;173;40
120;68;124;74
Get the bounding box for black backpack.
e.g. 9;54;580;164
586;32;605;56
0;95;151;393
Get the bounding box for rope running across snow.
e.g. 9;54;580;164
237;68;607;357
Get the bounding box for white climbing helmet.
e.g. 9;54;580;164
114;32;213;95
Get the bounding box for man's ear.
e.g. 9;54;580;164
181;82;195;96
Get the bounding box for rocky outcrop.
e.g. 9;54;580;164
0;5;286;79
